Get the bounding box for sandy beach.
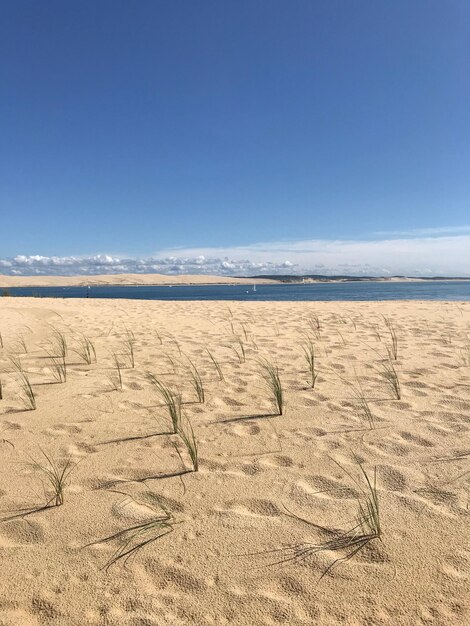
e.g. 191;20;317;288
0;296;468;625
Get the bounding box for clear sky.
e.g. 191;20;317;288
1;1;469;276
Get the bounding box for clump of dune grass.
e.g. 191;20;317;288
123;329;136;368
231;336;246;363
74;335;96;364
261;462;381;578
14;334;28;354
186;359;205;403
88;494;175;570
16;370;36;410
28;450;76;507
344;375;376;429
258;358;284;415
379;358;401;400
371;323;382;342
49;327;68;358
308;314;321;339
174;417;199;472
301;338;318;389
348;315;358;331
206;349;224;381
9;354;24;373
146;374;182;433
45;329;68;383
108;352;123;390
49;355;67;383
162;351;179;375
383;316;398;360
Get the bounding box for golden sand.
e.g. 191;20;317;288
0;297;468;625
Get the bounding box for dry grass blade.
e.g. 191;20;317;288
301;338;318;389
28;450;76;506
382;316;398;360
258;358;284;415
103;517;173;569
74;335;96;364
19;371;36;410
340;374;376;429
49;327;68;358
206;349;224;381
88;495;175;570
9;354;24;373
107;352;123;390
14;334;28;354
162;351;179;375
186;358;205;403
175;417;199;472
257;463;381;579
308;314;321;339
49;355;67;383
146;373;182;433
123;329;136;368
378;358;401;400
0;377;3;400
231;336;246;363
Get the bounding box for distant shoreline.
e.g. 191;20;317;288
1;273;470;288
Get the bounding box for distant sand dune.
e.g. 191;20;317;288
0;273;276;288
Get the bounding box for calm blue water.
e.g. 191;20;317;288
3;281;470;301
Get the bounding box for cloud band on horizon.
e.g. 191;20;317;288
1;232;469;277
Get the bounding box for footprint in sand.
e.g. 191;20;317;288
0;519;45;546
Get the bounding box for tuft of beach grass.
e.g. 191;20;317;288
174;417;199;472
87;493;175;570
186;358;205;403
147;373;182;433
108;352;123;390
27;450;76;507
258;357;284;415
301;337;318;389
206;349;224;381
49;355;67;383
74;335;96;364
383;316;398;360
258;461;381;578
123;329;136;368
379;357;401;400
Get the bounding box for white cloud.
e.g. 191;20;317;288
1;231;470;277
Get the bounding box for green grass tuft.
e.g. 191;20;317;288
258;358;284;415
147;373;182;433
27;449;76;507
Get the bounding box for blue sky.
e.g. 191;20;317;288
1;1;469;275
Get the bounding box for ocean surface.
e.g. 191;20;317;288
3;281;470;301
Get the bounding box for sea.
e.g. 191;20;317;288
4;280;470;301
